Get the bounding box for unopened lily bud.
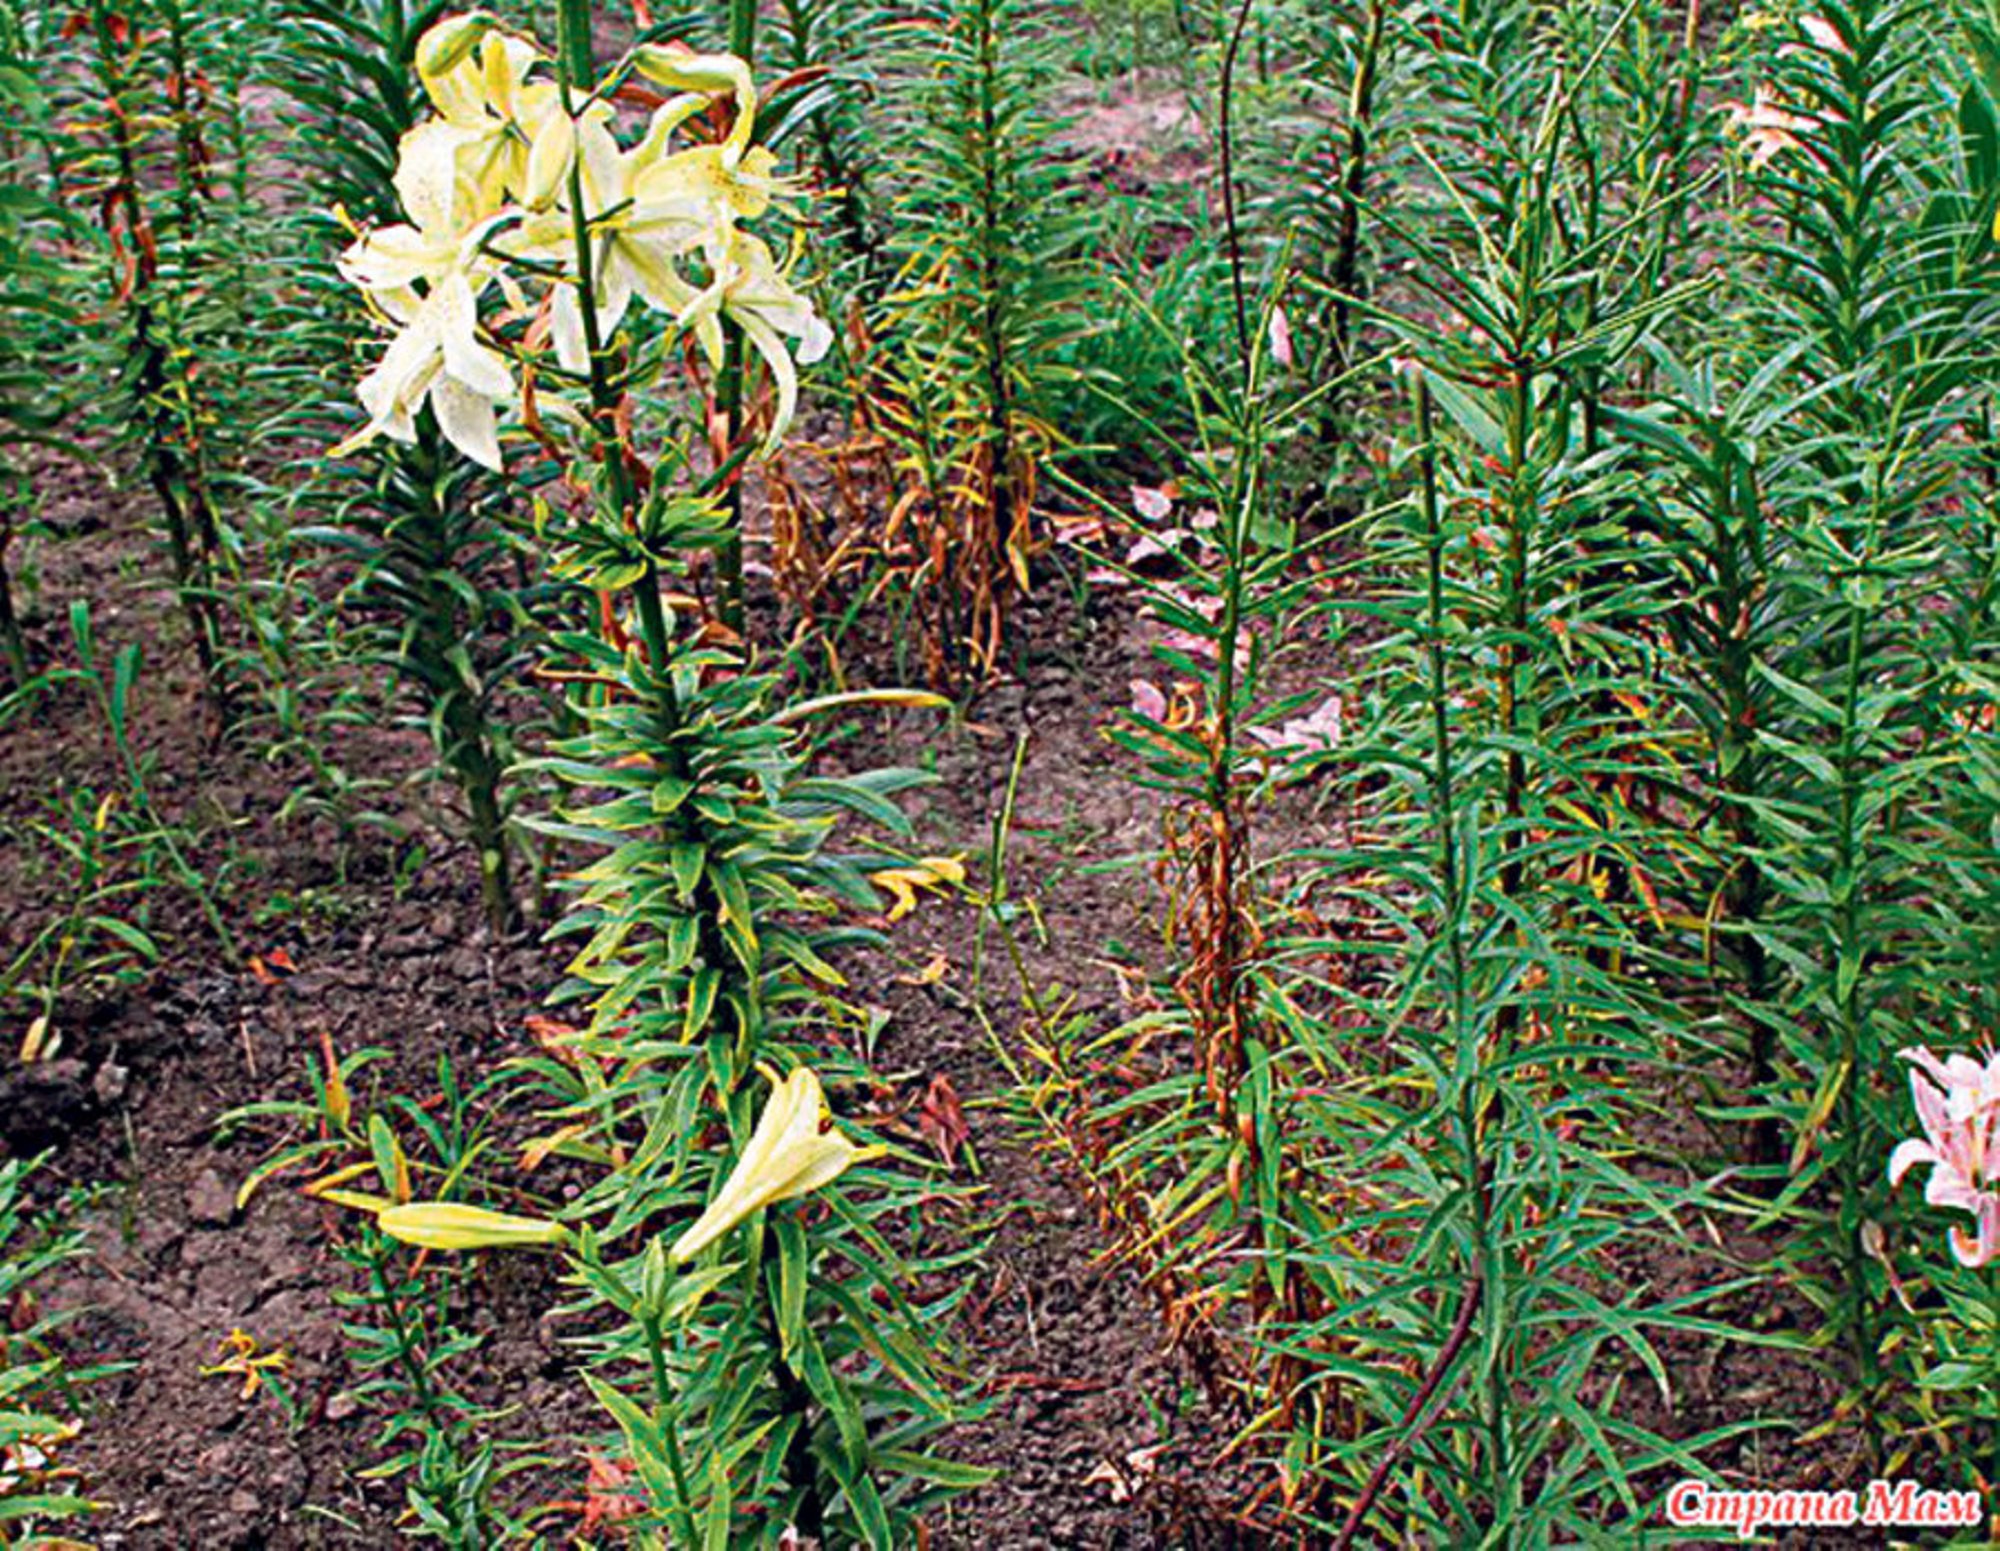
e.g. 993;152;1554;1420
378;1202;570;1252
523;110;577;208
631;45;746;95
415;12;496;82
630;46;757;162
640;1236;670;1317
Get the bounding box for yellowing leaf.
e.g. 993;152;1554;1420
521;1123;594;1171
869;855;967;923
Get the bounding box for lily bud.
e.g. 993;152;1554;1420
415;12;497;83
378;1202;570;1252
523;110;578;209
319;1030;351;1131
630;47;758;163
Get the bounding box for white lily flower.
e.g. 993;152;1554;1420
672;229;833;452
515;118;713;374
414;20;572;208
335;21;828;465
632;141;796;228
334;271;516;470
340;122;506;300
669;1065;883;1262
335;112;519;470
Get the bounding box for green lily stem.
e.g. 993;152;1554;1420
714;0;760;638
89;1;231;731
568;1236;701;1548
554;0;685;755
755;1224;825;1541
638;1307;703;1550
1215;0;1254;380
367;1228;444;1420
1417;378;1508;1518
1834;579;1884;1452
1326;0;1385;380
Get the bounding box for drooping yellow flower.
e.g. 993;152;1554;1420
377;1201;570;1251
670;1066;883;1262
633;141;797;228
868;855;968;923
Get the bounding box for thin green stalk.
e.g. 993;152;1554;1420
637;1309;702;1548
756;1233;825;1540
714;0;760;637
71;612;236;963
1215;0;1255;377
91;3;230;727
1497;356;1532;903
1419;378;1505;1521
1832;559;1883;1419
1417;382;1463;989
554;0;683;756
365;1229;444;1419
1327;0;1386;378
972;0;1019;655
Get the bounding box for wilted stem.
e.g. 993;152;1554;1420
1331;1273;1482;1550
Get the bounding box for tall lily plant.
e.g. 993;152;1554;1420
324;8;979;1542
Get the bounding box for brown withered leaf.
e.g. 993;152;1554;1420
917;1072;970;1166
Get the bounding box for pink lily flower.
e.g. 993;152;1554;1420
1889;1046;2000;1267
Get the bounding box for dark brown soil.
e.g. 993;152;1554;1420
0;446;1258;1549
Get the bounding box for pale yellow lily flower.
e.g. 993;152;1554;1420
335;108;520;468
415;23;561;208
333;269;516;469
337;19;829;463
670;1065;883;1262
670;229;833;453
511;118;713;374
341;119;505;297
632;142;797;228
377;1201;571;1251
